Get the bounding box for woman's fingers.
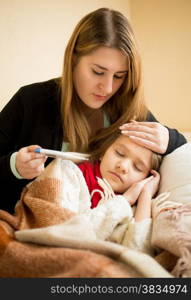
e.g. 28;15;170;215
127;135;159;152
16;145;47;179
18;145;44;162
121;130;156;142
119;121;157;130
25;157;47;170
119;121;169;154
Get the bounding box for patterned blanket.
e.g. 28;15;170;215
0;159;190;278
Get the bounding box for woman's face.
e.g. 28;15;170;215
73;47;128;109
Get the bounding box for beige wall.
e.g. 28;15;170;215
129;0;191;131
0;0;130;110
1;0;190;132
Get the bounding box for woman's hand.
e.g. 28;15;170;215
123;175;154;205
119;120;169;154
16;145;47;179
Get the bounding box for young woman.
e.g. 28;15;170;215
0;8;186;213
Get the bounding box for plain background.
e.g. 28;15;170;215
0;0;190;132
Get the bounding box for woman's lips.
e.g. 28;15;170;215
93;94;107;100
109;171;123;183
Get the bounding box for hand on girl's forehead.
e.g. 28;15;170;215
112;135;152;170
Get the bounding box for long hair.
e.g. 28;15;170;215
60;7;148;152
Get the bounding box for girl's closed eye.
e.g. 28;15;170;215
115;150;125;157
134;164;143;172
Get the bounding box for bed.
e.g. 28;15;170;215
182;131;191;142
0;134;191;278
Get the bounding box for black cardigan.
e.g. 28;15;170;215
0;78;186;213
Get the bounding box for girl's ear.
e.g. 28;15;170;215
99;156;103;161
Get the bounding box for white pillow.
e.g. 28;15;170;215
158;142;191;204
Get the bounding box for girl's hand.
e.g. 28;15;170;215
142;170;160;198
133;170;160;221
119;120;169;154
123;175;154;205
16;145;47;179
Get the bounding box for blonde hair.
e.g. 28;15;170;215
61;7;148;152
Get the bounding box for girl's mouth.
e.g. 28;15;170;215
109;171;123;183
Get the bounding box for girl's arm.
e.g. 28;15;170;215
134;189;152;221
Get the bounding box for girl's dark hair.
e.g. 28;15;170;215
90;131;162;171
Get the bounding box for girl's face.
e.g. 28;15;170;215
73;47;128;109
100;135;152;193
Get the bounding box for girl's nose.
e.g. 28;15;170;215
117;160;130;173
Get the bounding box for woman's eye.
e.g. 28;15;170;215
114;74;124;80
92;69;125;79
92;69;103;76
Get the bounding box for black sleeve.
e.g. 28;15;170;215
0;87;24;180
146;111;187;155
0;79;61;213
0;88;30;212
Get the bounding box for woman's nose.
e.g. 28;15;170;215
99;77;113;95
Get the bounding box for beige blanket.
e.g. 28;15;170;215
0;158;187;278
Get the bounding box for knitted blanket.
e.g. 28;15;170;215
151;194;191;277
0;158;186;278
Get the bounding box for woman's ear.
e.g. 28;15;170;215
72;54;77;67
